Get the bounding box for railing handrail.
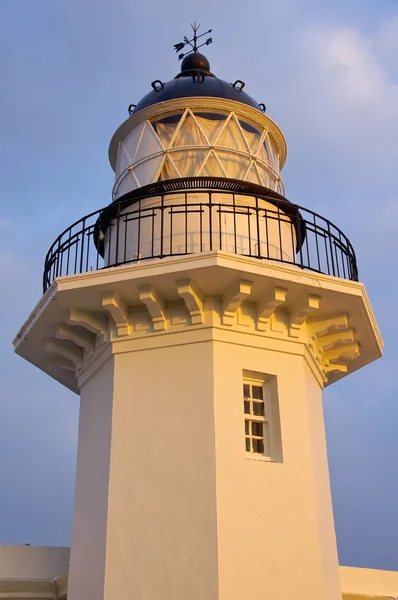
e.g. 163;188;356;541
43;178;358;292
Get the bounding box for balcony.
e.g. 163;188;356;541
43;177;358;293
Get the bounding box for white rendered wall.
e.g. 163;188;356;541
103;192;296;267
212;338;341;600
340;566;398;597
103;342;219;600
67;327;340;600
67;355;115;600
0;545;69;579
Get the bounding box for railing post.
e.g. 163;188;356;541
115;203;120;266
209;192;213;251
79;219;86;274
160;195;164;258
255;196;261;258
327;222;336;277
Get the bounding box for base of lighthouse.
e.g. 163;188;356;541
14;253;382;600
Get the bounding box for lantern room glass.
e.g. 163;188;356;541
113;108;284;200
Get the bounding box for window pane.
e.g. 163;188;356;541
253;438;264;454
243;384;250;398
245;438;251;452
252;385;263;400
244;400;251;414
253;401;265;416
252;422;263;437
245;420;250;435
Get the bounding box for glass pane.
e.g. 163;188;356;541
245;438;251;452
239;119;261;152
257;142;269;164
256;164;273;189
158;156;180;181
245;164;262;185
194;113;227;144
252;385;263;400
169;149;206;177
253;401;265;416
134;122;163;164
115;171;138;198
245;420;250;435
252;421;263;437
239;119;261;136
152;119;179;150
172;114;208;147
200;152;225;177
252;438;264;454
266;134;279;170
216;150;250;180
244;400;251;414
217;115;247;151
243;384;250;398
133;155;163;188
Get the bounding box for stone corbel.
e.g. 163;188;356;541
138;286;166;331
177;279;204;325
289;295;321;337
322;342;360;379
256;288;287;332
222;280;253;326
67;308;108;343
309;314;349;339
324;362;348;375
323;342;360;364
44;338;83;368
47;356;76;372
55;323;96;352
102;293;130;337
316;329;355;352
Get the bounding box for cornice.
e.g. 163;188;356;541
14;254;382;393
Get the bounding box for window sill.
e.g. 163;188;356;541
245;452;274;463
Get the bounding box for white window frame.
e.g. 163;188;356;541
243;376;272;461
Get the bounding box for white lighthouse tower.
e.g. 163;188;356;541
14;27;382;600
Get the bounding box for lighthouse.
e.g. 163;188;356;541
14;26;383;600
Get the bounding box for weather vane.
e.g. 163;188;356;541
173;23;213;61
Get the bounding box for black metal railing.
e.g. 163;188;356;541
43;179;358;292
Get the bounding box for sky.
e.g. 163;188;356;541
0;0;398;571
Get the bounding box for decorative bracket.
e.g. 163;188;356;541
309;314;349;339
55;323;96;352
308;314;360;381
46;356;76;372
289;295;321;337
316;329;355;352
222;280;253;325
44;338;83;368
256;288;287;332
322;342;360;376
67;308;108;342
177;279;204;325
323;342;360;364
102;293;130;336
324;362;349;375
138;286;166;331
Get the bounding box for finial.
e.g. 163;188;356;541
173;23;213;61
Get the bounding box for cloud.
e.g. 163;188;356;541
294;22;398;166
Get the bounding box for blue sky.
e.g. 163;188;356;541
1;0;398;570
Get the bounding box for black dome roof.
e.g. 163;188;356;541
133;53;263;114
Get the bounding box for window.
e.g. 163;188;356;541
243;372;283;462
